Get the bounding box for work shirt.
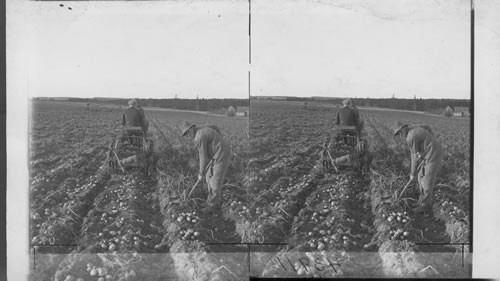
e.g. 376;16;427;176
194;126;232;175
137;106;146;120
352;106;360;122
406;126;444;177
122;107;145;127
335;106;359;127
417;124;434;136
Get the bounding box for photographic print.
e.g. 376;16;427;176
247;0;471;278
24;1;251;280
8;0;500;280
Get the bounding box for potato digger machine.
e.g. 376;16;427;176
321;125;373;174
106;126;155;176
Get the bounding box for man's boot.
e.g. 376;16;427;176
199;200;209;208
413;203;432;217
201;198;221;214
201;204;217;214
413;204;426;214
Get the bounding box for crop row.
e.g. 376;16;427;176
40;172;170;281
30;105;174;281
149;116;249;281
245;102;374;277
363;115;470;278
30;108;118;248
246;102;471;278
29;101;470;280
260;170;376;278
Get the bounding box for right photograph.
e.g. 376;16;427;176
247;0;471;278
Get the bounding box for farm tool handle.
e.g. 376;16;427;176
398;159;426;199
326;150;339;173
398;178;414;200
186;178;202;199
186;159;214;199
321;136;339;173
112;150;126;173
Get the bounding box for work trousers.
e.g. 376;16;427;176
206;159;231;207
417;156;443;209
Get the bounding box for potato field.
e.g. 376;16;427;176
29;100;471;280
246;100;471;278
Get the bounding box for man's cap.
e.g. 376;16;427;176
180;121;195;136
128;99;138;106
343;98;353;106
392;121;408;136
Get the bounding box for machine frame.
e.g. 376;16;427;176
107;126;155;176
321;125;371;174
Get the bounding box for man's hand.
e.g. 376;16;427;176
409;175;416;182
198;174;203;182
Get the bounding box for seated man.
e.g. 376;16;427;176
350;99;364;135
334;98;359;143
122;99;146;144
136;101;149;133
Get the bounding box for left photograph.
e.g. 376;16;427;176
26;2;250;280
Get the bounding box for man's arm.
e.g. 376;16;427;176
138;108;146;124
407;129;424;177
196;133;210;177
352;109;359;127
354;108;360;125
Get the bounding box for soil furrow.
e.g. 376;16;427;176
151;120;247;281
364;116;470;278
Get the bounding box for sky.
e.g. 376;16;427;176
12;0;477;100
20;1;249;99
253;0;471;99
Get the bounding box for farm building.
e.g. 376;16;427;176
443;106;454;117
236;106;249;117
453;106;470;117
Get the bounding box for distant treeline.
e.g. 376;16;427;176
63;98;249;111
270;97;471;111
36;96;470;112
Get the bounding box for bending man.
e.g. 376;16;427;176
393;121;444;215
181;122;232;214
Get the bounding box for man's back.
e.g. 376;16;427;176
123;107;144;127
336;106;358;127
195;127;231;160
407;126;443;162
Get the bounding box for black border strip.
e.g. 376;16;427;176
469;0;474;254
249;0;252;65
